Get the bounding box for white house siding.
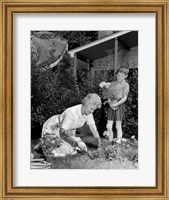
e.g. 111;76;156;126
89;45;137;83
98;31;114;39
77;59;88;69
92;46;138;72
93;55;114;71
117;46;138;68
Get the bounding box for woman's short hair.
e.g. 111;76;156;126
82;93;101;108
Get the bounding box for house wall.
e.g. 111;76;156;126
118;46;138;68
92;54;114;71
92;46;138;72
76;43;138;84
77;59;88;69
98;31;114;38
87;45;138;83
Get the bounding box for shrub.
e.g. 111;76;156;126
31;53;79;136
123;68;138;139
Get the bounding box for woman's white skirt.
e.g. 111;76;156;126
41;115;76;157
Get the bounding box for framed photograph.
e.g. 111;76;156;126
0;0;168;199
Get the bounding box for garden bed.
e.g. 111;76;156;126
32;133;138;169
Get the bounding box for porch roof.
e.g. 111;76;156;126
68;31;138;62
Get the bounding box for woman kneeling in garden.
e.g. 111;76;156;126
35;93;102;157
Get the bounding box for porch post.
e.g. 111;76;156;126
72;53;80;93
73;53;77;79
114;37;118;71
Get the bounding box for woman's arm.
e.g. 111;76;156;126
59;111;82;144
88;124;102;147
60;128;79;143
86;114;102;147
59;128;87;151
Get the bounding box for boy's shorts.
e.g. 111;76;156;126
107;104;125;121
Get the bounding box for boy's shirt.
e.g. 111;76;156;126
108;80;129;102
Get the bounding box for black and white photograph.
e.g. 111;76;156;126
2;0;169;197
31;30;138;169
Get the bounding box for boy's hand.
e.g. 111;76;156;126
109;102;119;110
115;93;123;100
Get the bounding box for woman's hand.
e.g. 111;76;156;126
78;141;87;152
96;137;102;147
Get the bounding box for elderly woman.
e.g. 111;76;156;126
36;93;102;157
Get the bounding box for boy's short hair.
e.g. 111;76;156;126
117;66;129;76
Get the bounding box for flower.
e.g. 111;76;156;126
131;135;135;139
99;81;118;101
121;138;127;142
99;81;106;88
103;130;110;137
99;81;111;88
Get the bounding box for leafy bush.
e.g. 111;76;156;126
123;68;138;139
31;31;98;137
31;53;79;136
49;31;98;50
76;67;109;135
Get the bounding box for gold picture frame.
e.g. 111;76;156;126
0;0;169;199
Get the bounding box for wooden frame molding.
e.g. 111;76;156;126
0;0;168;199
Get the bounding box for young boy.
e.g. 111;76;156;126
104;67;130;143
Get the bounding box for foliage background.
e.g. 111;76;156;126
31;31;138;139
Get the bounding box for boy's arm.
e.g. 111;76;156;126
113;95;128;107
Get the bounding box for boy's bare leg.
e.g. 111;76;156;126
116;121;123;143
106;120;114;142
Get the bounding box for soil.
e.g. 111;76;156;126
31;133;138;169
